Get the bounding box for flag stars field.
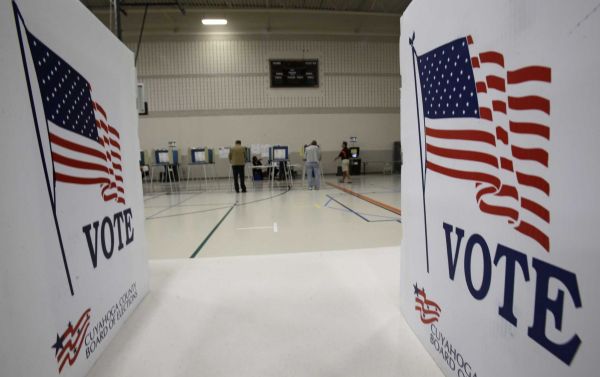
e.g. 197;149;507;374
27;31;126;204
414;35;552;251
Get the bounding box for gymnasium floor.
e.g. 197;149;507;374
86;173;444;376
143;174;403;259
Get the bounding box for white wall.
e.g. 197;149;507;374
139;112;399;175
134;36;401;173
135;38;399;112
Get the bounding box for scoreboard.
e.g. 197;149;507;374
269;59;319;88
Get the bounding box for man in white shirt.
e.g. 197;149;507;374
304;140;321;190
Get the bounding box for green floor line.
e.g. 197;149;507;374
190;204;236;258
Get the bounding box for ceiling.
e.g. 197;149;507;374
80;0;408;40
82;0;408;14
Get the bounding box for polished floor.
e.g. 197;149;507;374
143;174;403;259
85;174;444;377
88;247;443;377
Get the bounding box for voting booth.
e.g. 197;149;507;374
154;148;170;164
190;147;214;164
400;1;599;376
270;145;289;161
0;1;149;376
186;147;216;190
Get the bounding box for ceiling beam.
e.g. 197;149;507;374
175;0;186;15
88;6;402;18
119;29;399;39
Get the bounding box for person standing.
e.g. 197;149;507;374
334;141;352;183
304;140;321;190
229;140;247;193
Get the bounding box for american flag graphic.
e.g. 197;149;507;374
416;36;551;252
413;283;441;324
26;31;126;205
51;308;91;373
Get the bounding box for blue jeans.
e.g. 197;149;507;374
306;161;320;189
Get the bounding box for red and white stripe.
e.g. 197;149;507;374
49;100;125;205
414;289;441;324
93;101;125;204
56;308;91;373
425;35;551;252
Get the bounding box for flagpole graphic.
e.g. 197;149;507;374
409;33;431;273
12;1;128;296
409;32;551;260
12;1;74;296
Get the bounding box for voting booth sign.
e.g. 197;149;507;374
0;1;148;376
400;1;599;376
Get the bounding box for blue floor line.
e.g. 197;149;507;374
326;195;380;223
324;195;401;222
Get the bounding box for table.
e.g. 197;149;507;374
247;165;271;188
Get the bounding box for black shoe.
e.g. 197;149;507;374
235;190;240;193
242;190;247;193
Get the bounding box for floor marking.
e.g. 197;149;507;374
146;205;234;221
314;203;321;209
143;193;165;202
273;222;278;233
324;195;402;223
325;204;401;223
190;204;236;258
326;182;402;216
358;190;402;195
326;195;370;222
145;193;200;220
177;202;237;207
146;188;291;222
234;187;291;207
145;202;233;209
236;225;272;230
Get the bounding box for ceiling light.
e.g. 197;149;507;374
202;19;227;26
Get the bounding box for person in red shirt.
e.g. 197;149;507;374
334;141;352;183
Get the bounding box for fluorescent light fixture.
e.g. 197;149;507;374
202;19;227;26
